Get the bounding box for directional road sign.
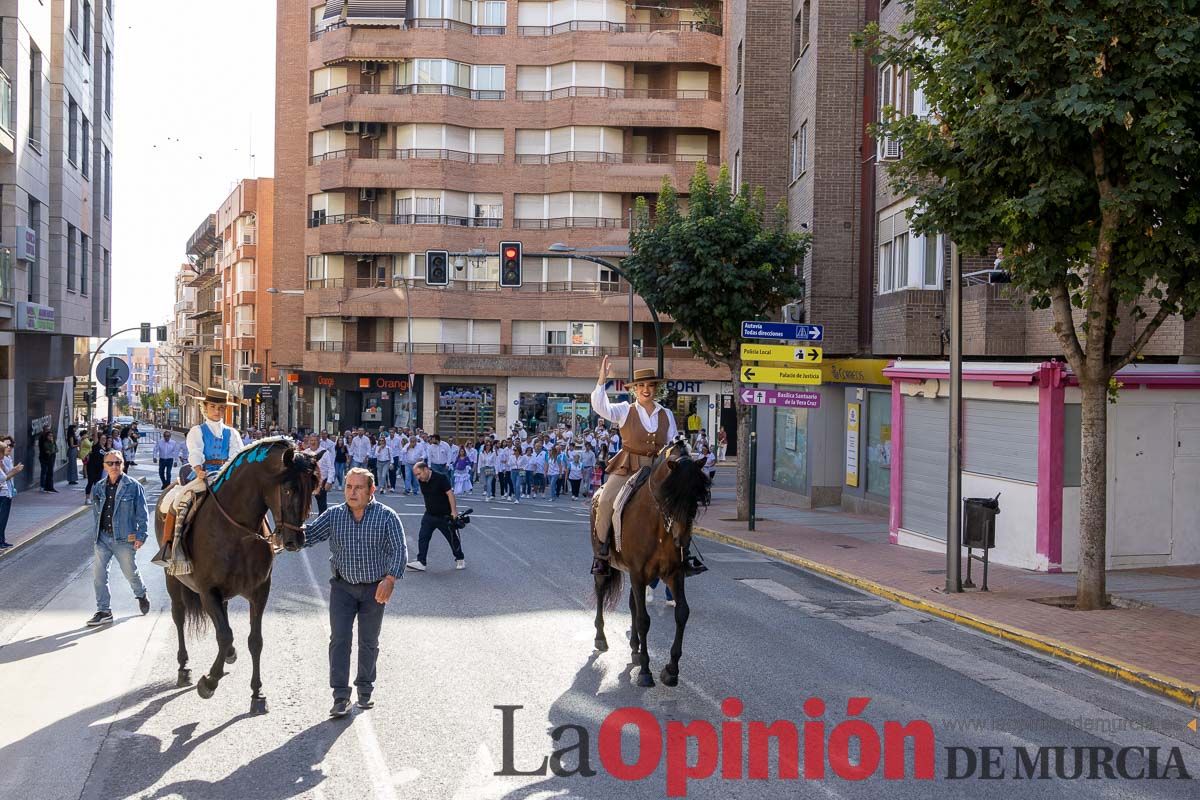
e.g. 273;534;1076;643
739;389;821;409
740;320;824;342
739;365;822;386
740;343;823;364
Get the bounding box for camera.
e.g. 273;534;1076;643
451;507;474;530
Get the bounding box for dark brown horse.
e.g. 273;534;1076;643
592;440;712;687
154;437;320;713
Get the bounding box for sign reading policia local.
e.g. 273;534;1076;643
739;343;823;364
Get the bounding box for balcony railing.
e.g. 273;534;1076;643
312;148;504;165
234;320;256;337
306;277;626;293
516;87;719;101
311;83;505;103
518;20;722;36
310;18;506;40
513;217;627;229
235;275;257;293
310;213;504;228
515;151;719;166
174;299;195;313
306;342;665;357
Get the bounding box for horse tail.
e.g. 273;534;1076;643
595;568;624;612
173;578;208;635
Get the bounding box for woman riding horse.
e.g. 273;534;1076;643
589;355;706;576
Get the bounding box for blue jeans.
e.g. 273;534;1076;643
93;531;147;612
0;496;11;544
510;470;524;499
391;457;401;490
404;465;420;493
334;461;347;487
158;458;174;488
549;474;561;498
328;577;386;701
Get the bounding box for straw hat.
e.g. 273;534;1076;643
198;387;237;407
629;368;663;386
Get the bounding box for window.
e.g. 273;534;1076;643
877;206;944;293
66;224;77;292
27;196;40;301
28;48;42;150
81;234;90;295
81;115;90;177
102;248;109;320
736;41;743;88
103;147;112;217
104;48;113;116
67;96;78;165
794;1;811;62
791;122;808;180
70;0;79;38
83;1;92;58
732;150;740;193
480;0;505;26
106;0;113;19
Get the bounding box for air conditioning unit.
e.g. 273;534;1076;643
340;316;358;323
361;61;379;75
880;137;902;161
782;302;804;323
359;188;378;202
362;122;384;138
343;121;360;134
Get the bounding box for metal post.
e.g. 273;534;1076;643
748;407;758;531
946;247;963;593
628;279;635;387
406;277;415;429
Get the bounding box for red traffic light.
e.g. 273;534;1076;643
504;247;518;260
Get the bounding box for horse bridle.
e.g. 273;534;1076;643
205;467;311;549
645;440;691;539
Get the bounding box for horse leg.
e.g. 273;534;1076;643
631;580;654;687
167;578;191;687
223;600;237;664
196;589;233;700
248;578;270;714
660;571;689;688
593;575;608;652
628;585;641;659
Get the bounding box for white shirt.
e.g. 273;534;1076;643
374;443;391;461
318;437;336;454
350;435;372;461
590;383;678;444
403;443;427;465
480;450;495;469
315;447;335;485
0;456;14;498
153;438;183;461
186;418;245;470
387;434;404;459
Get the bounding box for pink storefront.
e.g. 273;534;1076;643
883;361;1200;572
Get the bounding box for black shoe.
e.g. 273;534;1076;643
683;556;708;577
590;557;610;576
138;595;150;615
47;488;59;493
87;611;113;627
0;542;12;549
329;698;351;718
357;696;374;709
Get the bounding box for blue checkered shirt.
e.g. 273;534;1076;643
303;500;409;584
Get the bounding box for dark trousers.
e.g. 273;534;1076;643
39;458;54;490
315;487;328;514
0;496;11;544
390;457;401;490
328;577;386;701
158;458;174;488
417;512;464;564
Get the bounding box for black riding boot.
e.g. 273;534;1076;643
682;541;708;576
590;539;611;576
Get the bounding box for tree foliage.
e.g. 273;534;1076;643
624;165;810;366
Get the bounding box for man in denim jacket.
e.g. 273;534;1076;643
87;449;150;626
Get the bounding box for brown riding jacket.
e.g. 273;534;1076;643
605;405;671;477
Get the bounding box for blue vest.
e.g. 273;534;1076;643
200;425;232;467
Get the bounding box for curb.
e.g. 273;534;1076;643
0;476;153;561
695;524;1200;710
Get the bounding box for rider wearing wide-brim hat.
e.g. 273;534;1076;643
155;388;244;570
588;355;707;577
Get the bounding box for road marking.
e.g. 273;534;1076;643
300;550;402;800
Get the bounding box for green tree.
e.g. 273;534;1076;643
624;165;810;520
866;1;1200;608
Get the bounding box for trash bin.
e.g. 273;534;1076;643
963;496;1000;549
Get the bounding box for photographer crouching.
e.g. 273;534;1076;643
407;460;471;573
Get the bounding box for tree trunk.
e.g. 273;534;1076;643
1075;376;1109;610
731;361;754;522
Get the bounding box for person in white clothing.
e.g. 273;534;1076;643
349;430;372;469
152;430;185;489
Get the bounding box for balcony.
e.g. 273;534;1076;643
174;299;195;314
307;276;627;294
515;87;718;102
517;20;721;36
312;148;504;166
513;217;626;230
309;213;504;229
311;84;505;104
312;18;506;42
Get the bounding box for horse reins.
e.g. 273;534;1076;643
203;454;313;547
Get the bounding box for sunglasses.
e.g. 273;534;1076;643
104;460;122;465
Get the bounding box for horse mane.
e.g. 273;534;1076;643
211;436;302;494
655;441;711;531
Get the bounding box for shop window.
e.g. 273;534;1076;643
772;408;808;492
866;391;893;497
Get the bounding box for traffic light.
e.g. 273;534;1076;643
156;325;168;342
140;322;151;343
425;249;449;286
105;366;121;397
499;241;522;288
83;389;95;406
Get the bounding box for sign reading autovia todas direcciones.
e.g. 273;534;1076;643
741;320;824;341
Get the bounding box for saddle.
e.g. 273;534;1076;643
608;465;653;553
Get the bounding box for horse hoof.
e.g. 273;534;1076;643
225;647;237;664
196;676;216;699
636;673;655;688
250;696;268;715
176;669;192;688
594;638;608;652
660;667;679;687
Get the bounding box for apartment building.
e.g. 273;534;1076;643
181;214;223;426
0;0;114;487
125;345;156;405
274;0;733;440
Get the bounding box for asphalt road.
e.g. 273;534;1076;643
0;467;1198;799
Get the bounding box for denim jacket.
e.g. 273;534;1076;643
91;474;149;543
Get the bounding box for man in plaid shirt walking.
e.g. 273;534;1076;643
304;467;409;718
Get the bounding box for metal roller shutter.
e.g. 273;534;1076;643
902;397;948;540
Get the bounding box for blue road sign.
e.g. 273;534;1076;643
740;321;824;342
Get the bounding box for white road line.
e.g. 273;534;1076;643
299;550;401;800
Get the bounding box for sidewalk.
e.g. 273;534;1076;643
694;486;1200;708
1;461;156;557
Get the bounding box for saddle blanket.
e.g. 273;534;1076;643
610;466;652;553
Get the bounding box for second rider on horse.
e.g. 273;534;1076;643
589;355;707;577
155;387;244;571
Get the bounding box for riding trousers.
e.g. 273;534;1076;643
593;451;656;545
